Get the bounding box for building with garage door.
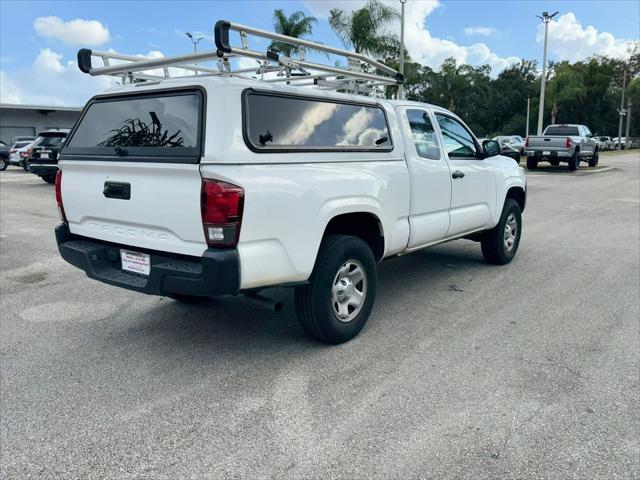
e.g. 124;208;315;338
0;104;82;144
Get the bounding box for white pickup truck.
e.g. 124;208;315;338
55;24;526;343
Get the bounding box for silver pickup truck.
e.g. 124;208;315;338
525;124;599;171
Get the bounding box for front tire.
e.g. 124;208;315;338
295;235;377;344
481;199;522;265
588;149;599;167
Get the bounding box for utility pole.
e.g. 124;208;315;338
397;0;407;100
625;100;632;148
536;11;559;135
617;70;627;150
526;96;531;138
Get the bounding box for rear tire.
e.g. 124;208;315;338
0;158;7;171
568;151;580;171
526;157;538;170
481;199;522;265
22;160;30;171
295;234;376;344
42;175;55;184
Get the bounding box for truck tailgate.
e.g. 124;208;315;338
61;161;207;257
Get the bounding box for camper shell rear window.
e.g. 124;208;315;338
242;90;393;153
63;88;204;163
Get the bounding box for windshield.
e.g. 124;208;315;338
65;91;202;161
34;136;66;147
545;126;580;136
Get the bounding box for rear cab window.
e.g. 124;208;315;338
544;126;580;136
243;90;392;152
63;88;204;163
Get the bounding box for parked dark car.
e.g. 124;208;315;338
28;130;69;183
0;140;9;171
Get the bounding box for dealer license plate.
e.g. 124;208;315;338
40;151;50;159
120;249;151;276
542;150;551;156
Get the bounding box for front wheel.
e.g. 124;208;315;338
481;199;522;265
295;235;377;344
588;150;599;167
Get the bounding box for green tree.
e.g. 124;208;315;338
328;0;399;57
269;9;317;57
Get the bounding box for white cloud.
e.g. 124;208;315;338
33;16;110;46
464;27;497;37
537;12;637;62
303;0;519;74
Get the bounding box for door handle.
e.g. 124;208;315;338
103;181;131;200
452;170;465;179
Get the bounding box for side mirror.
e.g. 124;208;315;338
482;139;501;158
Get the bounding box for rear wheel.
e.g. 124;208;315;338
481;199;522;265
21;160;30;171
568;151;580;171
42;175;56;184
295;235;376;344
526;157;538;170
0;158;7;171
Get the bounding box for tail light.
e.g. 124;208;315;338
55;170;67;223
524;137;529;147
21;148;32;158
201;179;244;248
565;137;573;148
9;148;16;154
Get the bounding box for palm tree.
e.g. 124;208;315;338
269;9;317;57
328;0;399;57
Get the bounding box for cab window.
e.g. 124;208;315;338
435;114;477;159
406;109;441;160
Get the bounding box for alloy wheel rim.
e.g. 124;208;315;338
504;213;517;252
331;259;367;323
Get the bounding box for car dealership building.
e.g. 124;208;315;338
0;103;82;144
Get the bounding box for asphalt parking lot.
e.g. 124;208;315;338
1;153;639;479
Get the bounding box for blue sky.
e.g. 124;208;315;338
1;0;638;106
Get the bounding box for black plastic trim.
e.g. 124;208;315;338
214;20;231;54
77;48;92;73
60;86;207;164
241;88;394;154
55;224;240;297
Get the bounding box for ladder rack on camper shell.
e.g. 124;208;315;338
76;19;403;93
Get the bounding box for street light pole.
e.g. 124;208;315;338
398;0;407;100
185;32;205;74
526;96;531;138
536;11;558;135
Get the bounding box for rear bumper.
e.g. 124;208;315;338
525;149;571;158
55;224;240;297
29;164;58;176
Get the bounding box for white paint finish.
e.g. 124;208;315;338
396;106;452;247
201;161;410;289
59;76;527;292
60;160;207;257
446;158;497;234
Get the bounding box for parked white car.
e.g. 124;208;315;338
55;22;527;343
8;140;33;169
494;135;525;155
